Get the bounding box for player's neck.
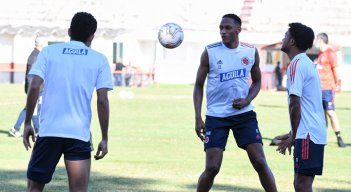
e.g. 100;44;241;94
223;40;239;49
320;44;329;52
287;49;304;60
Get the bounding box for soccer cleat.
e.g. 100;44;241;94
337;137;347;148
8;128;22;138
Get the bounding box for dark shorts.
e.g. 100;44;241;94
322;90;335;111
27;136;91;184
204;111;263;151
294;135;324;176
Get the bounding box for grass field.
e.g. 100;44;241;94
0;84;350;192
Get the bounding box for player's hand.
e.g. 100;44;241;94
232;98;249;109
276;134;294;155
94;139;108;160
23;124;36;151
195;118;205;141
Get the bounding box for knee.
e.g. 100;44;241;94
205;164;220;177
294;182;307;192
251;157;268;171
326;110;336;117
294;180;312;192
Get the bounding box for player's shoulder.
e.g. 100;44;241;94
239;42;255;49
89;48;108;60
206;42;222;49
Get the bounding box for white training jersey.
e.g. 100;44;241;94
29;41;113;142
206;42;256;117
286;53;327;144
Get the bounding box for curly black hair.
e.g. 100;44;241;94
288;23;314;51
222;14;242;26
69;12;97;42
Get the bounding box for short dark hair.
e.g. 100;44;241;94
69;12;97;42
317;33;328;44
222;14;242;26
288;23;314;51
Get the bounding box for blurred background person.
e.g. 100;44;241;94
315;32;346;148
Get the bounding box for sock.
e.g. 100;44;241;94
335;131;341;138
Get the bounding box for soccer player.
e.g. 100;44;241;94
23;12;113;191
277;23;327;192
193;13;277;192
8;35;47;138
315;32;346;148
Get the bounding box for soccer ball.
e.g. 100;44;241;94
158;22;184;49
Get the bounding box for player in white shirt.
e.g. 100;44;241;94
23;12;113;191
278;23;327;192
193;13;277;192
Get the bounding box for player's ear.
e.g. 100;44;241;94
237;26;241;34
86;34;95;47
289;38;295;46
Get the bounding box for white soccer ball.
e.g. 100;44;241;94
158;22;184;49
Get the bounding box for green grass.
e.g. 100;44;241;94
0;84;350;192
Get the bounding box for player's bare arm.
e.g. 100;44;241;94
23;75;43;150
94;88;110;160
193;49;209;141
328;50;340;87
277;94;301;155
233;48;261;109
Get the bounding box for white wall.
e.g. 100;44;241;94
0;35;14;63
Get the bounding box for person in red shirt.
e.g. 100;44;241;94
315;33;346;148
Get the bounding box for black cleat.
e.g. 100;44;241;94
337;137;347;148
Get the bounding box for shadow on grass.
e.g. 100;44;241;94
0;130;11;136
315;188;351;192
259;104;351;111
0;168;165;192
258;104;286;109
186;183;262;192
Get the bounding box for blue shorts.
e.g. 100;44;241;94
204;111;263;151
322;90;335;111
294;135;324;176
27;136;91;184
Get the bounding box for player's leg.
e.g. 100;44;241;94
293;135;324;192
9;108;26;137
197;148;223;192
197;116;230;192
65;159;91;192
322;90;346;147
27;179;45;192
63;138;92;192
232;111;277;192
27;137;64;191
294;173;314;192
246;143;277;192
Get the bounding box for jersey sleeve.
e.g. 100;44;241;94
327;49;339;82
288;59;304;97
28;48;46;80
96;56;113;91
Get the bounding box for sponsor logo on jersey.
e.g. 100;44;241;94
217;60;223;69
220;68;246;82
62;48;88;55
242;57;249;65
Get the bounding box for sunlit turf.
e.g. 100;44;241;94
0;84;350;191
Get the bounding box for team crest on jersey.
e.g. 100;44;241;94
220;68;246;82
62;48;88;55
204;136;209;143
241;57;249;65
